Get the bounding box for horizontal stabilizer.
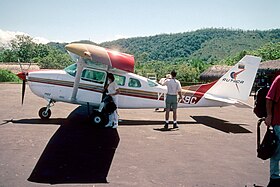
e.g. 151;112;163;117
205;94;237;104
234;100;253;109
205;94;253;108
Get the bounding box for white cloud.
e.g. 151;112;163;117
32;36;50;44
0;29;50;48
0;29;26;47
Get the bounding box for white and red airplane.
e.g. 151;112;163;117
17;43;261;123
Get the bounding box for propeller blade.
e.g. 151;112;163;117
21;79;26;105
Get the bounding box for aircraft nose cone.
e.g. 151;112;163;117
17;72;27;81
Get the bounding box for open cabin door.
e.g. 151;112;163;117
76;67;107;107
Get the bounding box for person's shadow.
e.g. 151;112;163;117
28;106;120;184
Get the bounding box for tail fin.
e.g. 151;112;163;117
206;55;261;101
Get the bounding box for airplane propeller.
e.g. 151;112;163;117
17;71;27;105
16;61;31;105
21;78;26;105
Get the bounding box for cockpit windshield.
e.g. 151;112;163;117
68;52;80;63
65;51;109;77
64;64;77;77
83;58;108;70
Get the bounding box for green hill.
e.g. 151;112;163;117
46;28;280;65
100;28;280;63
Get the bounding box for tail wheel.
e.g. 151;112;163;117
89;110;108;126
39;107;51;120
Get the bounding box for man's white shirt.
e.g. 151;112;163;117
163;78;182;95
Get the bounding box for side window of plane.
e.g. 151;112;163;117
113;74;126;86
128;78;141;88
81;69;105;84
148;79;159;87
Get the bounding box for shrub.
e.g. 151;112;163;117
0;69;20;82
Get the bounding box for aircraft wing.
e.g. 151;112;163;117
65;43;135;73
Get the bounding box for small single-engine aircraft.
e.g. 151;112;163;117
17;43;261;124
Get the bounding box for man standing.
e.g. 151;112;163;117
265;74;280;187
163;70;183;129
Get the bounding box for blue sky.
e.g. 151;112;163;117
0;0;279;43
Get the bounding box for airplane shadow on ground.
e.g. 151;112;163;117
2;118;66;125
27;106;120;184
119;119;198;126
191;116;252;134
119;119;199;132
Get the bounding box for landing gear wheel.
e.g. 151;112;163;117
39;107;52;120
89;110;108;127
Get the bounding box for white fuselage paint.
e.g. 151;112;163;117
27;68;228;109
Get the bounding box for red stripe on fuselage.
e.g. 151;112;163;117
181;81;217;104
193;81;217;100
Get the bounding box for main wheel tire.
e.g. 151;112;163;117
89;110;108;126
39;107;51;120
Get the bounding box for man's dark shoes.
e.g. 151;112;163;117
173;123;179;129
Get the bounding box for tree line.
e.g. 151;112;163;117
0;28;280;83
0;35;73;69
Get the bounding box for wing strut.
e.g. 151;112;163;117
71;57;85;102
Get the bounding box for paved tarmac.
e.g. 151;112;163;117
0;84;269;187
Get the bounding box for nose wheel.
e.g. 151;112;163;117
38;99;54;120
39;107;52;120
